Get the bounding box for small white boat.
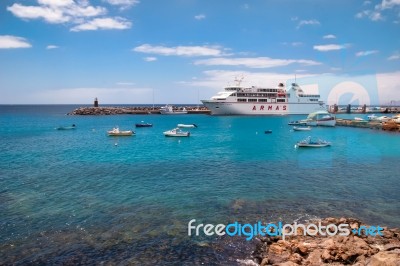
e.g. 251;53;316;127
160;105;188;115
107;127;134;136
288;121;307;126
296;136;331;148
293;126;311;131
367;114;378;121
163;128;190;137
354;117;364;121
177;123;197;128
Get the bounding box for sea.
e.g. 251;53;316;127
1;105;399;265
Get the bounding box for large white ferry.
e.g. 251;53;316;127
201;81;326;115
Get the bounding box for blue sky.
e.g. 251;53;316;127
0;0;399;104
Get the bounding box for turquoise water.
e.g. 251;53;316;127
1;105;399;264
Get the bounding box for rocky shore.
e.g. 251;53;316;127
251;217;400;266
68;106;210;115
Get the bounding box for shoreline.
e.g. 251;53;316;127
250;217;400;266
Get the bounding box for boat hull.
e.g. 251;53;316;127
293;126;311;131
201;101;323;115
297;143;330;147
163;132;190;137
108;131;134;136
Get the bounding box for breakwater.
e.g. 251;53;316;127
68;106;211;115
336;119;400;132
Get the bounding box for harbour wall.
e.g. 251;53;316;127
68;106;211;115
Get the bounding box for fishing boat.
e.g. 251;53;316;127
201;80;326;115
56;124;76;130
177;123;197;128
107;127;134;136
160;105;188;115
163;128;190;137
135;121;153;127
288;121;307;126
296;136;331;148
293;126;311;131
264;130;273;134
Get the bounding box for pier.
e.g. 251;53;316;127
68;106;211;115
336;119;400;132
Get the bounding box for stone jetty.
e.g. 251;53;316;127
68;106;211;115
251;217;400;266
336;119;400;132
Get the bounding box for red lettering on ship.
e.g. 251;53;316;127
268;106;272;110
252;105;256;111
276;106;279;111
260;105;264;110
283;105;287;111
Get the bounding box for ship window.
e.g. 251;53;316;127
277;99;286;102
248;99;257;102
238;98;247;102
258;99;268;102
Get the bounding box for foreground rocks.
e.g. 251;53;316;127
252;217;400;266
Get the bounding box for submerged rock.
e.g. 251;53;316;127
251;217;400;266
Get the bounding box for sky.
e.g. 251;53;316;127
0;0;399;105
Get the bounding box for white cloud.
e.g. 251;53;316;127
355;50;379;57
7;2;107;24
144;57;157;62
185;70;314;90
193;57;321;68
323;34;336;39
46;45;59;49
297;19;320;28
38;0;75;7
70;17;131;31
363;0;372;5
380;0;400;9
194;14;206;20
0;35;32;49
7;3;70;23
313;44;349;52
388;52;400;60
104;0;140;9
133;44;224;57
355;10;383;21
291;42;303;47
116;82;135;85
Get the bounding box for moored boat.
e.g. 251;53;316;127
135;121;153;127
296;136;331;148
293;126;311;131
177;123;197;128
288;121;307;126
160;105;188;115
107;127;134;136
163;128;190;137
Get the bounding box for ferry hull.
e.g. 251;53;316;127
201;101;324;115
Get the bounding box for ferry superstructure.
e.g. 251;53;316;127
201;82;326;115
